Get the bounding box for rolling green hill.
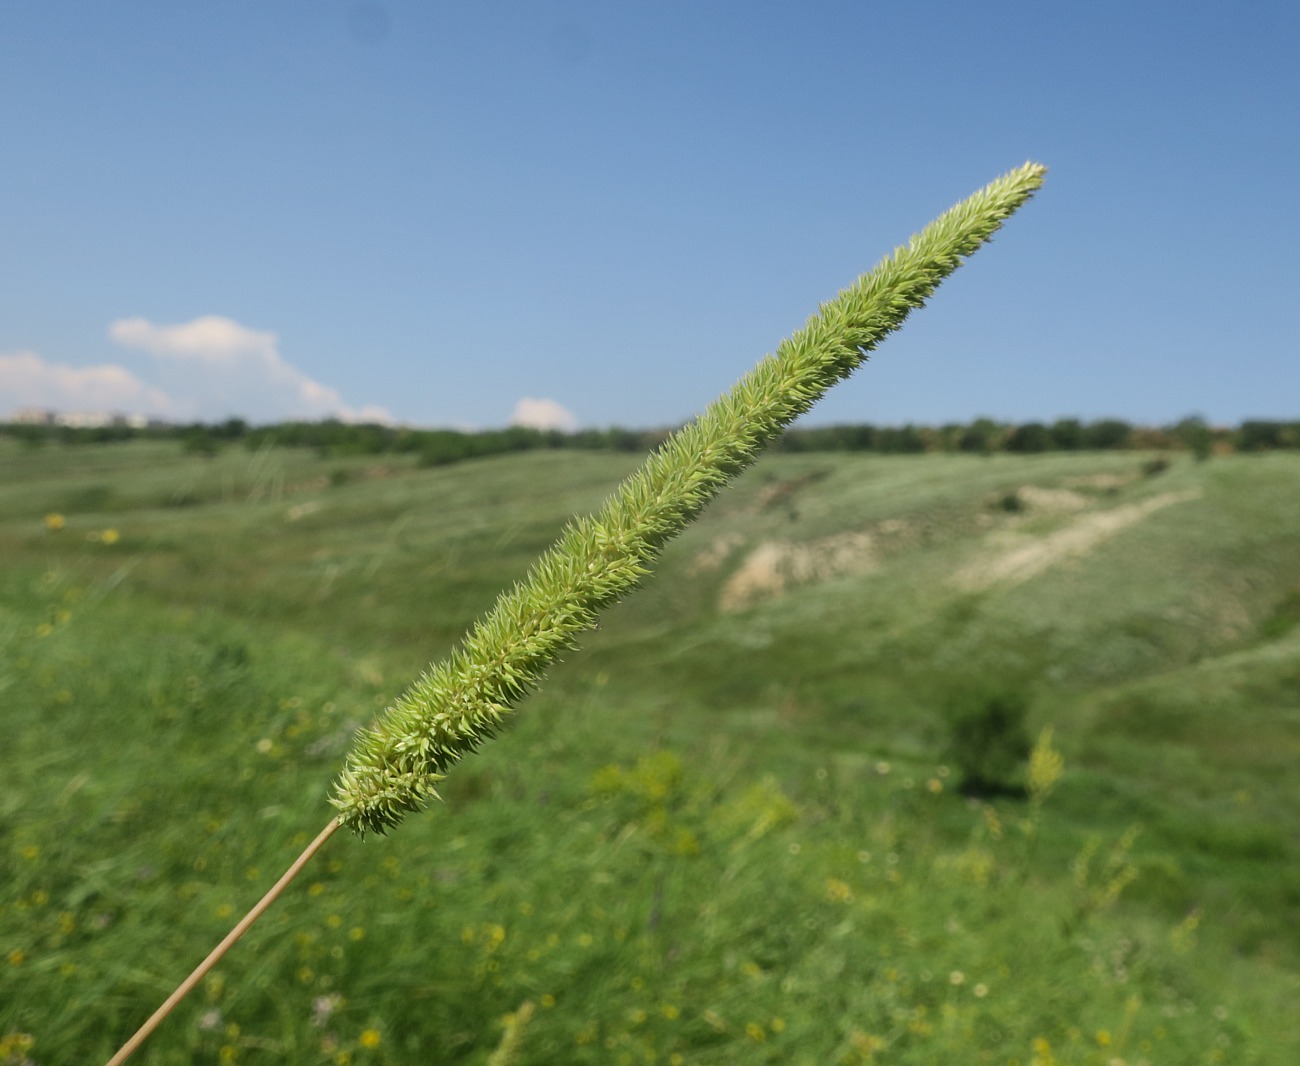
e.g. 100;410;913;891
3;439;1298;1063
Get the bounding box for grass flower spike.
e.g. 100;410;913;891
332;162;1047;836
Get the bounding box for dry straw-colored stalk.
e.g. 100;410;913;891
105;819;340;1066
107;161;1045;1063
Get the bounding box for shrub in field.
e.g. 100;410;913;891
1048;416;1083;450
943;685;1033;796
1260;586;1300;639
1173;415;1214;461
1080;418;1133;450
1237;419;1300;451
1005;421;1051;453
958;417;1003;454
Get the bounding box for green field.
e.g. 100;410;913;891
3;438;1299;1064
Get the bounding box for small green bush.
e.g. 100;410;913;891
943;685;1032;796
1260;587;1300;640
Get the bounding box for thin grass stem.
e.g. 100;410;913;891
105;817;341;1066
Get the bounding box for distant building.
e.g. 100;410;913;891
8;407;57;425
4;408;168;429
53;411;117;428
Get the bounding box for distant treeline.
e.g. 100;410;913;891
4;415;1300;464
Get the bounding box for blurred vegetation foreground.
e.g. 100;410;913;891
2;436;1299;1064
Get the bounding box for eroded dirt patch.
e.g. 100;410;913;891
956;489;1202;591
720;530;876;611
1015;486;1090;512
688;532;746;575
1064;471;1141;492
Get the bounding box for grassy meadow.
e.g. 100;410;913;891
2;436;1299;1064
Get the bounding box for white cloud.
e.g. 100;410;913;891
510;397;577;432
108;315;279;365
0;350;173;417
108;314;392;424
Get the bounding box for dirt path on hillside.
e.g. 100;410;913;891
955;488;1202;591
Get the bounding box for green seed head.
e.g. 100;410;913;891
331;163;1047;836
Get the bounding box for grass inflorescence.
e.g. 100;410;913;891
332;163;1046;837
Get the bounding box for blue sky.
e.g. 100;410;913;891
2;1;1297;429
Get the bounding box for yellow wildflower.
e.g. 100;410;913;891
1028;727;1065;802
825;878;853;903
0;1034;35;1058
